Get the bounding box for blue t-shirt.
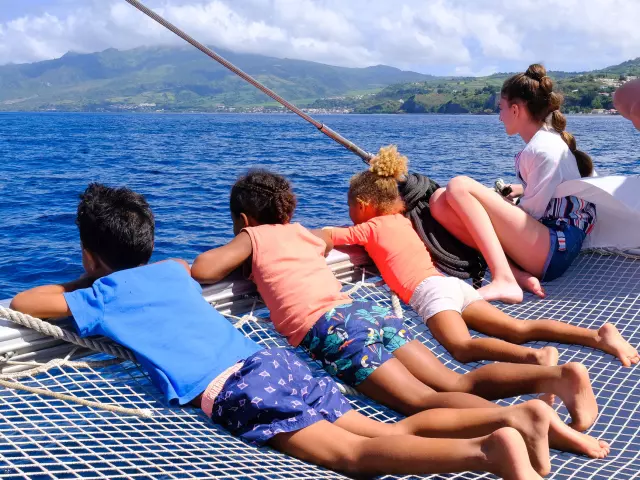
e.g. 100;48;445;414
64;261;262;405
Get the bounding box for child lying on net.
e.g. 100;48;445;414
8;182;568;480
192;169;611;462
316;145;638;370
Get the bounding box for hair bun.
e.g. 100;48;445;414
370;145;408;180
525;64;547;82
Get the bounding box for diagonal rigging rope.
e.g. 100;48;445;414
122;0;374;164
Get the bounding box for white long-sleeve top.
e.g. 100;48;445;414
515;126;596;233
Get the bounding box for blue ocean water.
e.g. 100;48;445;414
1;113;638;299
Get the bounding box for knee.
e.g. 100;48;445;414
333;440;366;474
446;175;475;198
429;187;448;221
447;342;476;364
502;320;531;344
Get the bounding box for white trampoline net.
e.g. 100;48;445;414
0;252;638;480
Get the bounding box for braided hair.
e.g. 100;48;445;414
502;64;593;177
230;169;297;225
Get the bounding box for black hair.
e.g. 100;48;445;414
230;169;297;225
76;183;155;270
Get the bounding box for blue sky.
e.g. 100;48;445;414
0;0;639;75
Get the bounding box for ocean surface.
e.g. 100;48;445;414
1;113;638;299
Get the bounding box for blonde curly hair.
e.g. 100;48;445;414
348;145;408;213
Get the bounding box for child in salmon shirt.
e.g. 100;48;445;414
319;145;637;371
193;169;617;454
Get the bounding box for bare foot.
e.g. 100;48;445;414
553;363;599;431
548;412;610;459
478;279;524;304
506;400;552;476
531;347;559;367
597;323;639;367
539;393;556;407
482;427;544;480
511;263;546;299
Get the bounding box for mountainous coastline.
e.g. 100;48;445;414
0;46;638;114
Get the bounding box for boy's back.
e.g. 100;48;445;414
64;260;261;405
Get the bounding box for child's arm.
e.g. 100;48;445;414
326;222;375;248
310;228;334;256
9;275;94;319
191;232;253;284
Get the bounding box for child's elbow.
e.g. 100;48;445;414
9;293;29;314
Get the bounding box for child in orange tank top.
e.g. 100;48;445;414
319;146;637;370
193;169;618;458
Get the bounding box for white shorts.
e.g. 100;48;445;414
409;276;483;321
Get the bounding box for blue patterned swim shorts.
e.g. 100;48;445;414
300;299;412;386
210;349;351;446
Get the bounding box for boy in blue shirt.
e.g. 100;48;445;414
12;183;594;479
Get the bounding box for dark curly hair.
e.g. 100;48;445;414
502;64;593;177
77;183;155;270
230;169;297;225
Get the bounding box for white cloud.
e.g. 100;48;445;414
0;0;638;74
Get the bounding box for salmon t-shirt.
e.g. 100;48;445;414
244;223;351;346
330;214;441;303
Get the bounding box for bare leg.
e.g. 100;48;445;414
427;310;559;365
431;178;553;303
355;357;495;415
463;301;640;367
269;418;543;479
393;340;598;431
337;404;609;465
430;187;544;298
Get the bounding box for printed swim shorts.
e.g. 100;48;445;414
209;349;351;446
300;299;412;386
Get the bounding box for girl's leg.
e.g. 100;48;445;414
393;340;598;431
355;357;497;414
427;310;559;365
463;301;640;367
269;419;543;479
431;178;552;303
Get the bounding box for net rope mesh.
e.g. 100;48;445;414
0;251;638;479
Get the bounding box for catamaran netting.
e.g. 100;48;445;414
0;251;638;480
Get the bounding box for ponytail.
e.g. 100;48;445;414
502;64;594;177
549;109;593;177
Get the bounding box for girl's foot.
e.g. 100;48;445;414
478;279;524;304
481;427;544;480
553;363;598;431
506;400;552;476
531;346;559;367
548;414;610;459
597;323;639;367
511;264;546;299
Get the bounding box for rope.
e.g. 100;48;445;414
0;377;153;418
0;306;136;362
123;0;373;164
399;172;487;285
0;308;151;417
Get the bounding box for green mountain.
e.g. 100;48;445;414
0;46;433;112
310;58;640;114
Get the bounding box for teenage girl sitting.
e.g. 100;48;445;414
318;145;638;370
429;64;598;304
192;170;611;456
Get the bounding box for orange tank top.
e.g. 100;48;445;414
244;223;351;346
331;214;441;303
